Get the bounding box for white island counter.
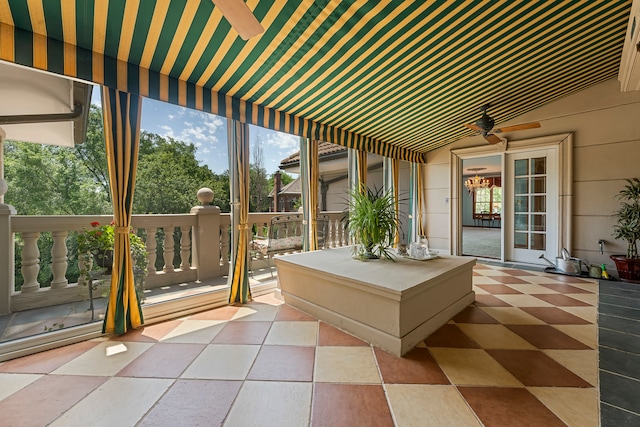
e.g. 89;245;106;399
275;247;475;356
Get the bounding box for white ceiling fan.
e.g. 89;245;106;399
212;0;264;40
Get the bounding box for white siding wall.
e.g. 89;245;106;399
422;78;640;271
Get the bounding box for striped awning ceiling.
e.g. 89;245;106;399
0;0;632;162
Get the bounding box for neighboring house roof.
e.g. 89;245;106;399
269;177;302;197
280;141;347;168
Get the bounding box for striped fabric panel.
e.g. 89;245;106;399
101;87;144;334
0;0;630;157
228;119;252;304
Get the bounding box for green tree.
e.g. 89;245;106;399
133;131;220;214
249;141;270;212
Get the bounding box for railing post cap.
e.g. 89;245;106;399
0;203;16;214
197;187;215;206
191;205;220;214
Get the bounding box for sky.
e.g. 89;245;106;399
91;88;300;175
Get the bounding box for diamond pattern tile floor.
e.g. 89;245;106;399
0;263;599;425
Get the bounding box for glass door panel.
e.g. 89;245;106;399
506;149;557;264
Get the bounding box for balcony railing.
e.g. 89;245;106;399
0;202;347;315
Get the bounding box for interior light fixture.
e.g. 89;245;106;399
464;167;490;193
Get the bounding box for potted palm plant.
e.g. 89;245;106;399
611;177;640;283
346;185;399;260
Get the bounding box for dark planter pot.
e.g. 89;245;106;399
94;249;114;274
610;255;640;283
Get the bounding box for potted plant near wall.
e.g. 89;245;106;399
346;186;399;260
611;178;640;283
78;221;149;300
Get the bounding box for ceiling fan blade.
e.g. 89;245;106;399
484;134;502;145
211;0;264;40
494;122;541;133
464;123;484;132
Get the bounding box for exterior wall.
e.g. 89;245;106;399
324;161;412;243
422;78;640;272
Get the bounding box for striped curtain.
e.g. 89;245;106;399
301;138;319;251
101;87;143;334
384;158;401;247
228;119;252;304
416;163;424;236
357;150;367;192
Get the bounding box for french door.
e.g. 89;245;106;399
505;149;558;264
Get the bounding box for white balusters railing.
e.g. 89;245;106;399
2;207;347;314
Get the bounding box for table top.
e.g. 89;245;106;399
275;247;475;295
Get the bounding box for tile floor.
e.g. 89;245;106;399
0;263;599;426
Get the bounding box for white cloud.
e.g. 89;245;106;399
259;131;299;154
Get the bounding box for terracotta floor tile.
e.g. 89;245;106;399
116;343;204;378
0;375;107;427
373;347;449;384
159;320;226;344
458;387;566;427
424;324;481;348
494;294;554;307
553;325;598;348
51;341;154;376
479;307;546;325
531;294;591;306
275;304;317;321
225;381;312;427
50;377;173;426
501;269;538;276
0;341;98;373
520;307;592;324
232;304;280;321
472;276;503;285
138;379;242;427
484;275;531;285
559;306;597;323
311;383;394;427
474;294;513;307
543;349;598;385
473;264;492;270
386;384;482;426
188;305;240;320
0;373;42;400
211;321;272;344
429;348;522;387
506;325;593;349
564;293;598;305
457;324;536;350
546;275;594;284
508;283;560;294
488;349;593;387
247;345;315;381
529;387;599;427
251;293;285;306
452;306;500;324
537;283;592;294
476;284;523;294
318;322;368;346
110;320;183;343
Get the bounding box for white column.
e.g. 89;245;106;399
20;232;41;293
50;231;69;289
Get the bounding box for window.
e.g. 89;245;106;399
473;186;502;215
